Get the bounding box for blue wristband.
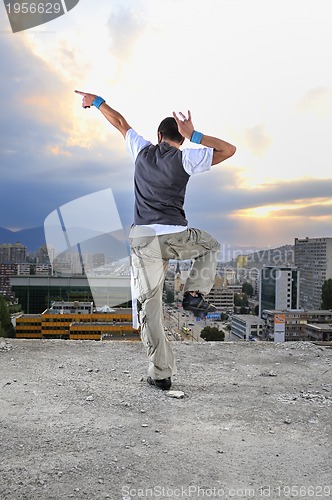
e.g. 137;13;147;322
190;130;203;144
92;96;105;109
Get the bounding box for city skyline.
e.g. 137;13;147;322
1;0;332;249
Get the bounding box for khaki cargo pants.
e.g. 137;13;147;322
129;225;220;381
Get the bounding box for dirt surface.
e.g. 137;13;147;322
0;339;331;500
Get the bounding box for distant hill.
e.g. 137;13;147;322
224;244;295;268
0;227;46;252
246;244;294;268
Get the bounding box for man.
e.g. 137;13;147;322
75;90;236;391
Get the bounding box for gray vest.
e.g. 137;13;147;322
134;142;190;226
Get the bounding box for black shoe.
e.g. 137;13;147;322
182;292;217;315
147;376;171;391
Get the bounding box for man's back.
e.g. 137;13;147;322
134;142;190;226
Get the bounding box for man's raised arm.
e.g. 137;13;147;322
173;110;236;165
75;90;131;139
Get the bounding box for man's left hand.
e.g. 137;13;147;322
75;90;97;109
173;110;194;140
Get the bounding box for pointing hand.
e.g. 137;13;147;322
74;90;97;109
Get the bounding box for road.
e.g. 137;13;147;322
163;304;242;342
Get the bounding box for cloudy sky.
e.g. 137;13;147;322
1;0;332;254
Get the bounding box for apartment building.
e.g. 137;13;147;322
294;237;332;310
231;314;265;340
259;266;299;317
205;276;235;312
0;263;16;300
262;309;332;341
0;243;27;264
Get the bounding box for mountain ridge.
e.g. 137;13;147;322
0;226;46;252
0;226;295;261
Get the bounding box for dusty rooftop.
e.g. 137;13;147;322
0;339;331;500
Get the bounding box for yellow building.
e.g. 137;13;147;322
15;304;139;341
15;314;42;339
237;255;248;269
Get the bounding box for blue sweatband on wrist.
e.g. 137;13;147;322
92;96;105;109
190;130;203;144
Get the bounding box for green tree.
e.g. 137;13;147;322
166;290;174;304
242;282;254;297
200;326;225;341
8;304;22;314
321;279;332;309
234;293;241;306
0;322;7;338
0;295;15;338
234;293;249;307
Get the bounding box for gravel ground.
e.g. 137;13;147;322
0;339;331;500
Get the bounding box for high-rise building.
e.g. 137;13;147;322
0;243;26;264
236;255;248;269
0;263;17;300
294;237;332;310
36;245;51;264
259;266;299;317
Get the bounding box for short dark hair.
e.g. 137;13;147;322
158;117;184;144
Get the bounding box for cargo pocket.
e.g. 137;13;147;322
164;230;190;258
